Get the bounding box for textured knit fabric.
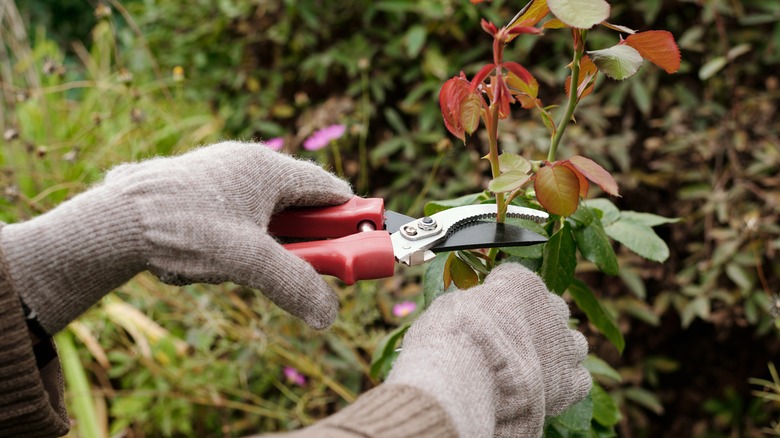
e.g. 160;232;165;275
1;142;353;334
254;384;457;438
387;263;592;438
0;224;70;437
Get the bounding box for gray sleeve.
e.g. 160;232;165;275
0;224;70;437
250;384;458;438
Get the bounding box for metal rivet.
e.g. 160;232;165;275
404;225;418;236
418;216;437;231
357;220;376;232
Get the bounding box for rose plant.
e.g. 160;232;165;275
372;0;683;435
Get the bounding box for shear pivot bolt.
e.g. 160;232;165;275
418;216;437;231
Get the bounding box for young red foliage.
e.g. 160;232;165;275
507;26;543;36
502;62;534;86
534;157;619;216
505;67;540;109
505;0;549;42
439;73;473;141
461;93;483;135
470;63;496;92
567;155;619;196
534;163;581;216
543;18;566;29
561;162;590;197
493;74;513;119
481;19;498;36
510;0;550;29
623;30;681;74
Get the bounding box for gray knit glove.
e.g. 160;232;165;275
387;263;592;438
1;141;353;334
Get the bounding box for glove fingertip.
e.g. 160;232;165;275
571;330;590;363
322;176;354;204
303;295;338;330
251;238;341;330
575;367;594;401
290;273;339;330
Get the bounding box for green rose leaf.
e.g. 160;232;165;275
489;170;532;193
500;244;543;259
457;250;490;276
592;383;621;427
541;222;577;294
582;198;620;225
423;252;455;307
369;323;410;379
450;254;479;289
550;393;594;431
548;0;610;29
605;220;670;262
498;152;532;173
588;44;644;80
620;211;681;227
571;207;619;275
568;278;625;353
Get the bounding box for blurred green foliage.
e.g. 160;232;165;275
19;0;97;44
2;0;780;436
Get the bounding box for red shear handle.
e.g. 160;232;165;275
269;196;385;239
282;231;395;284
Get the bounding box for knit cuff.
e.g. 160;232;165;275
1;184;145;334
0;224;70;437
305;384;457;437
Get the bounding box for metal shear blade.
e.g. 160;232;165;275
431;221;548;252
390;204;548;266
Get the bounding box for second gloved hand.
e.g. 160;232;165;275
1;142;353;333
387;263;592;438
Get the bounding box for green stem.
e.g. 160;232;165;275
487;102;505;223
486;101;504;262
56;329;103;438
330;140;344;177
358;69;370;193
505;184;527;206
548;30;587;162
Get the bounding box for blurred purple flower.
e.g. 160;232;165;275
283;366;306;386
393;301;417;318
303;124;346;151
264;137;284;151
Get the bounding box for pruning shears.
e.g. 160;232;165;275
269;196;550;284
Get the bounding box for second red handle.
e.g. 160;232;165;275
283;231;396;284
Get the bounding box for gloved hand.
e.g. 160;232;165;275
0;141;353;334
387;263;592;438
